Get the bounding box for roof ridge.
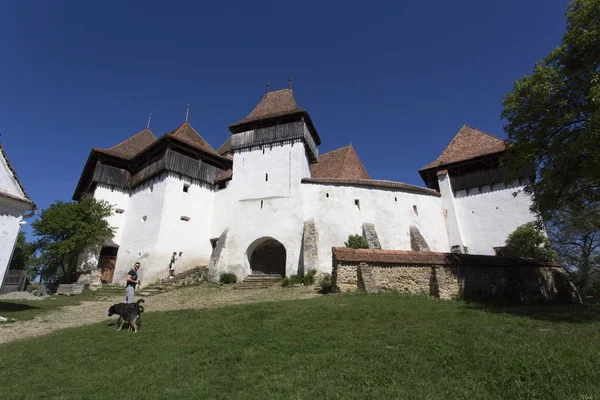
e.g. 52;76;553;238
107;128;155;150
318;145;351;158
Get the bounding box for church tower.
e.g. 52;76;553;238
226;86;321;199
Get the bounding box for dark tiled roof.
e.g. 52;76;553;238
168;122;221;158
332;247;559;267
421;124;507;171
310;145;370;180
230;89;304;128
214;169;232;183
95;129;157;160
301;178;440;197
217;136;231;156
0;142;35;207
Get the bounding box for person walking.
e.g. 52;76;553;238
126;262;141;304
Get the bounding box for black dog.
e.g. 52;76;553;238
108;299;145;331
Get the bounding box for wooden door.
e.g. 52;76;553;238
99;256;116;283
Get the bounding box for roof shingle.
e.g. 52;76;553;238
167;122;221;158
332;247;559;267
230;89;303;128
310;145;370;180
95;129;157;160
421;124;506;171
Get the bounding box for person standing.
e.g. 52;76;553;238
126;262;141;304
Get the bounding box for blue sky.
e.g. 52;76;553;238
0;0;568;235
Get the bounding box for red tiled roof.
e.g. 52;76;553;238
420;124;507;171
0;142;35;207
95;129;157;160
310;145;370;180
301;178;440;197
217;136;231;156
332;247;559;267
214;168;232;183
230;89;304;128
167;122;221;158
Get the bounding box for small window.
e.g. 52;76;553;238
150;185;154;193
413;205;418;216
265;173;268;182
180;216;191;221
355;199;360;210
183;184;190;193
394;197;397;202
263;149;265;154
115;208;125;214
326;193;329;198
142;215;147;222
261;200;264;209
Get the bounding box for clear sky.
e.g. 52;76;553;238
0;0;569;233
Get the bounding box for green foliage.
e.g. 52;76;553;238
289;274;304;285
501;0;600;224
504;222;557;261
9;231;37;280
31;197;114;283
345;234;369;249
280;277;291;287
219;272;237;284
318;273;338;294
303;268;317;285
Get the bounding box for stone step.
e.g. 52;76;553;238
235;284;276;290
243;275;282;282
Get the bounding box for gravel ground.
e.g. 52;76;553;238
0;285;320;344
0;291;43;301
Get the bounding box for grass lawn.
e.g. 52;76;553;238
0;286;125;322
1;293;599;400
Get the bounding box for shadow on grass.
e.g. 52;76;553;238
463;301;600;324
0;301;41;314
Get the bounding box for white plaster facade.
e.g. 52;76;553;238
0;144;36;288
78;91;538;286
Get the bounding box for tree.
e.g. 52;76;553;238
31;197;114;283
9;231;37;279
501;0;600;224
345;234;369;249
504;222;557;261
548;207;600;296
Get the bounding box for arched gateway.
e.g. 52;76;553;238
247;237;286;276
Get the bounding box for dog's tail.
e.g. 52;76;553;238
136;299;145;305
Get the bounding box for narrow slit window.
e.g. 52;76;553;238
265;173;268;182
115;208;125;214
183;184;190;193
326;193;329;198
413;205;419;216
394;197;397;202
261;200;264;209
180;216;191;221
142;215;147;222
355;199;360;210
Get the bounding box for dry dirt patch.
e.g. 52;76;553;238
0;285;319;344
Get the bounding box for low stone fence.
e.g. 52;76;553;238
331;248;581;304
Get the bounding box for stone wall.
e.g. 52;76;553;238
331;247;581;304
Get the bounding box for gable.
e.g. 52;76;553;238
310;145;370;179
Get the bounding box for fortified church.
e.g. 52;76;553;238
74;86;537;285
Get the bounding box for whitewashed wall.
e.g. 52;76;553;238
93;184;130;246
302;183;450;272
0;202;24;286
453;178;537;255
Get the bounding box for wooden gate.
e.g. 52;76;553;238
98;246;119;283
0;270;28;295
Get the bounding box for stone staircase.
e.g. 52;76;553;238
235;274;283;290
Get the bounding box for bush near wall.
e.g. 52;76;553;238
219;272;237;284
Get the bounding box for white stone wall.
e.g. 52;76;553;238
93;184;130;246
301;183;450;272
453;178;537;255
0;202;24;286
437;173;465;250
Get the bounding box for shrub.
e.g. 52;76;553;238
289;274;304;285
345;234;369;249
219;272;237;284
504;222;557;260
280;277;291;287
318;274;338;294
303;268;317;285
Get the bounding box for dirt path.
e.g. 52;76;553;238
0;285;320;344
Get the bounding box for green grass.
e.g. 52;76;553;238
1;293;600;400
0;286;125;321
